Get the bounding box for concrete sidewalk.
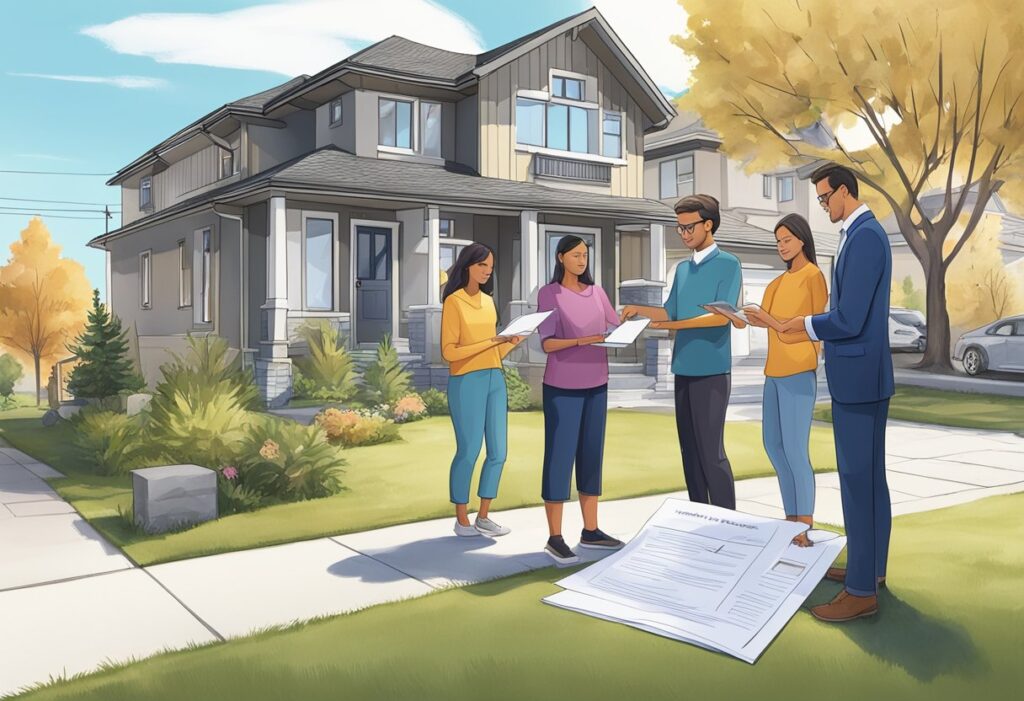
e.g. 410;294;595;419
2;422;1024;697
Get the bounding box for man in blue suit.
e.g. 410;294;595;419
778;164;894;622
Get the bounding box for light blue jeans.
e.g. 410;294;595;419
762;371;817;516
447;369;508;504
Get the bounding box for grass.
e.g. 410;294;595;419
15;493;1024;701
813;385;1024;432
0;408;839;566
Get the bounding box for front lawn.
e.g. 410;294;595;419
814;385;1024;432
16;493;1022;701
0;408;839;566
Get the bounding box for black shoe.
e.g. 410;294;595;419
545;536;579;565
579;528;625;550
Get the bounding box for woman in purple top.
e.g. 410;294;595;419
536;235;625;565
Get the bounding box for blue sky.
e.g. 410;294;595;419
0;0;690;297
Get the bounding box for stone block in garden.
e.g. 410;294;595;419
57;404;83;420
41;409;61;427
132;465;218;534
126;393;153;416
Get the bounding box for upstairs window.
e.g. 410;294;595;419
329;98;343;126
552;76;584;101
379;98;413;150
220;148;236;179
602;113;622;158
659;156;695;200
515;98;546;147
546;103;595;154
139;176;152;209
778;175;795;202
763;175;772;199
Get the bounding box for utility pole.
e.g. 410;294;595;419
104;205;111;233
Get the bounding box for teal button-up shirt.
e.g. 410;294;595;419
664;246;742;376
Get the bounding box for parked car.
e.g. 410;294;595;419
889;315;926;352
890;308;927;349
953;315;1024;376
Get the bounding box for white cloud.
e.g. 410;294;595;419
81;0;486;77
591;0;694;94
835;107;902;152
9;72;167;89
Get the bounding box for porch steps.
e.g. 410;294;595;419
607;362;656;392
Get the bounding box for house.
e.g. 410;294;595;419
89;7;679;406
643;113;840;361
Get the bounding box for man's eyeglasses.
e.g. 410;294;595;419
817;189;837;206
677;220;706;235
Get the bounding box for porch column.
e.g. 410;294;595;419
426;205;441;305
510;210;544;395
650;223;667;283
257;195;292;407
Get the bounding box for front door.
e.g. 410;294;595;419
355;225;393;345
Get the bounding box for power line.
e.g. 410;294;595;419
0;212;108;221
0;206;120;214
0;169;114;176
0;196;120;207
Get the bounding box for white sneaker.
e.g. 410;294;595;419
474;516;511;537
454;521;481;537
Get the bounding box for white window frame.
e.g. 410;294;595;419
139;176;152;210
514;86;625;165
540;223;602;288
178;239;192;308
378;96;416;152
762;175;773;199
139;250;152;309
601;112;623;159
329;98;343;127
198;228;212;324
302;210;339;312
778;175;795;202
659;156;695;200
349;218;400;345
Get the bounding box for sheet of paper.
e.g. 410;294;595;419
497;310;552;337
544;499;846;663
595;318;651;348
702;301;750;323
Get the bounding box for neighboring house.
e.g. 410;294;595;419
89;7;678;406
643;113;840;359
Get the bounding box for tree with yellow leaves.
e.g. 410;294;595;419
0;218;91;405
677;0;1024;371
944;214;1024;329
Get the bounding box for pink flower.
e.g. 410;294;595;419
221;466;239;480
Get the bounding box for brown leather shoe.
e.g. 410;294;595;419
811;590;878;622
824;567;886;588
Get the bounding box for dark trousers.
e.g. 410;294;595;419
674;373;735;509
832;399;891;596
541;384;608;502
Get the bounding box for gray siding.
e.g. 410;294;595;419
315;90;356;153
246;202;268;350
455;95;479;172
250;110;316;174
218;215;243;350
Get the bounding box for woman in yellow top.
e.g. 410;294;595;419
744;214;828;546
440;243;524;538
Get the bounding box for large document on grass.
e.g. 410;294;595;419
543;500;846;663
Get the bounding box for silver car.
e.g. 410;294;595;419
953;315;1024;376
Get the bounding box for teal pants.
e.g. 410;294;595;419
448;369;508;504
762;371;817;515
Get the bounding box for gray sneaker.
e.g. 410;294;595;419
545;536;579;566
454;521;481;537
474;516;511;537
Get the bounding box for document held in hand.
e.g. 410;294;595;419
543;499;846;663
497;310;553;337
702;301;761;324
595;318;651;348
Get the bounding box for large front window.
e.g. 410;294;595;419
379;98;413;149
305;217;333;310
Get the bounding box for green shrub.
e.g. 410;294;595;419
292;321;358;402
361;334;412;405
154;335;262;412
146;391;252;469
0;353;24;403
503;366;534;411
71;409;152;475
236;418;345;501
421;387;450;416
315;407;400;448
216;470;266;514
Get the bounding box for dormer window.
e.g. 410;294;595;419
379;98;413;150
552;76;584;101
329;98;343;126
139;176;152;209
